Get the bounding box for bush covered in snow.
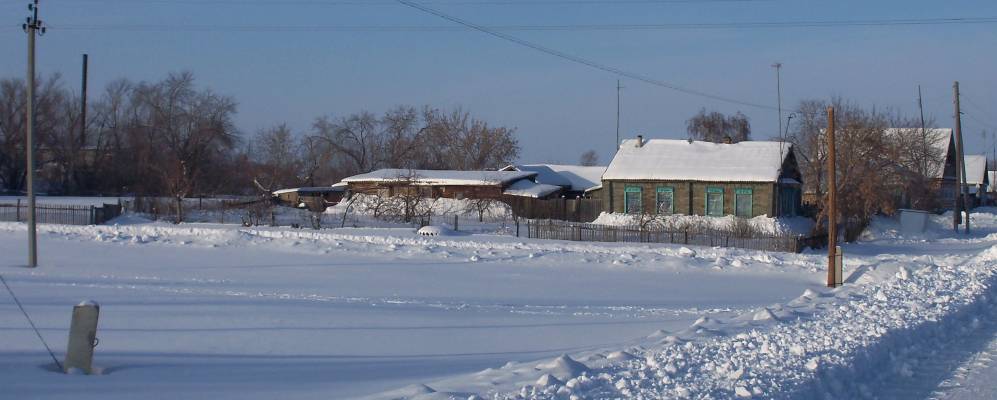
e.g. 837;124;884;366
592;212;814;237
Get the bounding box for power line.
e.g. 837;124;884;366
1;274;62;370
395;0;777;110
35;17;997;33
49;0;772;5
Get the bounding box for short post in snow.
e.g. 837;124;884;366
453;214;459;231
834;246;844;287
64;301;100;374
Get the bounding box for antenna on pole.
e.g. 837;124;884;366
616;79;623;150
22;0;45;268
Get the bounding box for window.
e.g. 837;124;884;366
656;187;674;215
735;188;753;218
624;186;642;214
706;187;724;217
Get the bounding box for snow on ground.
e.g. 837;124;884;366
362;209;997;399
0;219;818;399
3;208;997;399
593;212;814;236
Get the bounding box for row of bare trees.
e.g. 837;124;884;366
0;72;520;221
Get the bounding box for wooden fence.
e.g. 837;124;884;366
521;219;808;253
503;196;603;223
0;201;122;226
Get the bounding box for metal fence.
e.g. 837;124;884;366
0;201;122;226
520;219;808;253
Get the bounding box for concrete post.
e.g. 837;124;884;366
64;301;99;374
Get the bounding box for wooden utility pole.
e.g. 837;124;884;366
22;0;45;268
826;106;837;288
954;81;970;233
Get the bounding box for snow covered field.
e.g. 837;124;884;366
1;210;996;399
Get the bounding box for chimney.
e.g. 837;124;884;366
636;135;644;148
723;136;732;144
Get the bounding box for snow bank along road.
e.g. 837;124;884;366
365;213;997;399
0;220;817;399
2;211;997;399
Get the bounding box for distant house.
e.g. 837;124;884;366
887;128;959;207
601;137;802;218
341;168;561;200
273;183;347;212
963;154;989;206
500;164;606;198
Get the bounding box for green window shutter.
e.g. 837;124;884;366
624;186;642;214
656;187;674;214
735;188;753;218
706;187;724;217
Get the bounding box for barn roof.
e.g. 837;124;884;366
342;169;536;186
502;180;563;198
502;164;605;192
603;139;791;182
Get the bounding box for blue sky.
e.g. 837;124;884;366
2;0;997;165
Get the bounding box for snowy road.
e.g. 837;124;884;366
0;221;819;399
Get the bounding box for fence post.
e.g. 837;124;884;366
16;199;21;222
454;214;459;231
89;205;96;225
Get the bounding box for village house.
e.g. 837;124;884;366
500;164;606;198
601;136;802;218
341;168;562;200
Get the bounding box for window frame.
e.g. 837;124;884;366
705;187;724;217
655;186;674;215
624;185;643;214
734;187;753;218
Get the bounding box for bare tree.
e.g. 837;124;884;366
686;109;751;143
579;150;599;166
131;72;238;222
251;123;300;191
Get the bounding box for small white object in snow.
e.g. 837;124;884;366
417;225;452;236
678;247;697;258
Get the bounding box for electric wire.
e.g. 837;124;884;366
0;274;63;371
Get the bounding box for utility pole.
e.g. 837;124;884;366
917;85;926;135
826;106;838;288
953;81;970;233
773;63;783;141
616;79;622;150
77;53;88;195
22;0;45;268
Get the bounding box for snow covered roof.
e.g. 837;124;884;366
603;139;791;182
964;155;988;186
272;186;345;195
502;164;606;192
502;180;563;198
342;169;536;186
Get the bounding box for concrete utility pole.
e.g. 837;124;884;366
22;0;45;268
826;106;838;288
954;81;970;233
